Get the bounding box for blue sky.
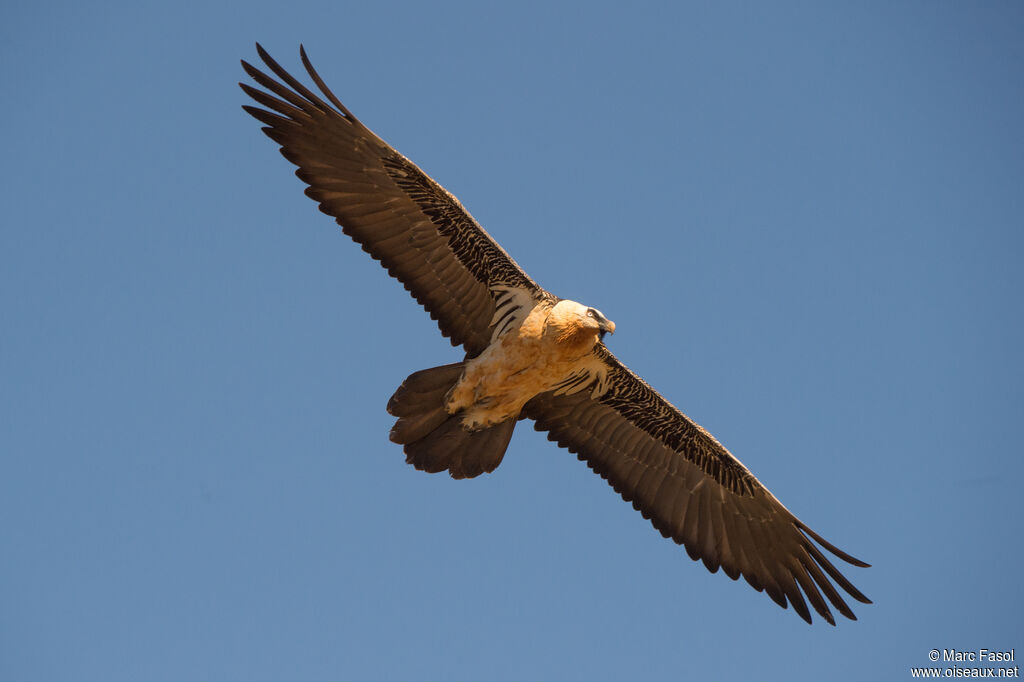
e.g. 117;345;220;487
2;2;1022;680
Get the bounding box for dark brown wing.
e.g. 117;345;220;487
523;345;871;625
240;44;543;357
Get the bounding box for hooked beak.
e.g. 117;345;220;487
598;318;615;340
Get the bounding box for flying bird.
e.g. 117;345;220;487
240;44;871;625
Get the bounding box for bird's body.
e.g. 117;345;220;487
448;299;613;429
240;44;871;625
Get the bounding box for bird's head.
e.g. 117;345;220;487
585;305;616;341
551;300;615;344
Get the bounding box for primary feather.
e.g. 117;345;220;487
240;44;871;625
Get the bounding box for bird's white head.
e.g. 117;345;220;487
552;300;616;342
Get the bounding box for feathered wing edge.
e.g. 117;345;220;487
241;45;871;625
240;44;543;356
523;347;871;625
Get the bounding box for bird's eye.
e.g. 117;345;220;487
586;309;596;318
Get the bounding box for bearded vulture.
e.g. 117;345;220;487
240;44;871;625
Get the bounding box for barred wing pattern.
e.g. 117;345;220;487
240;45;542;357
524;346;871;625
242;45;870;625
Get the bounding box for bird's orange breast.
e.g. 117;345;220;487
446;302;600;429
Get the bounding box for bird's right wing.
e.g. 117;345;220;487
523;345;871;625
240;45;546;357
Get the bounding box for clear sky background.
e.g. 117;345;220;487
2;2;1022;680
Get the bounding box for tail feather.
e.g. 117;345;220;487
387;363;516;479
389;405;449;445
404;415;515;479
387;362;465;417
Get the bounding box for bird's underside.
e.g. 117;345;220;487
240;44;871;625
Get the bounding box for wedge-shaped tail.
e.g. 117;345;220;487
242;45;871;625
388;363;516;479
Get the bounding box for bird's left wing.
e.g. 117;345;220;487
522;345;871;625
240;45;544;357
